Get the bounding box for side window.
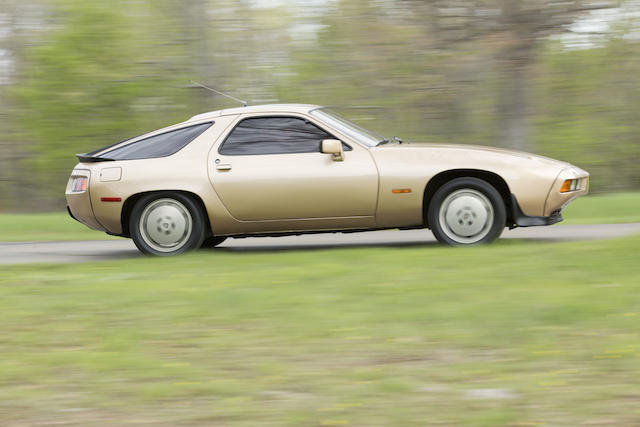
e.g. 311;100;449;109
101;122;213;160
219;116;351;156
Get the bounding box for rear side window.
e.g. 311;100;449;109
219;116;351;155
101;122;213;160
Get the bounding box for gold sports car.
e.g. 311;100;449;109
66;104;589;256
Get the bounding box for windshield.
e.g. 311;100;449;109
310;108;384;147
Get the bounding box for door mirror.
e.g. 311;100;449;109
321;139;344;162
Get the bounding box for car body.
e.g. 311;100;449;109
66;104;589;255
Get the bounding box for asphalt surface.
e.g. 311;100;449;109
1;223;639;265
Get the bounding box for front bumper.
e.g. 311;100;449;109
510;165;589;228
510;194;563;228
544;166;589;216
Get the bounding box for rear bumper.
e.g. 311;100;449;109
65;168;107;232
510;194;563;227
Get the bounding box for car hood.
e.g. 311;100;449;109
375;142;571;171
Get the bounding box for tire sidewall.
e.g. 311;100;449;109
428;177;506;246
130;192;206;256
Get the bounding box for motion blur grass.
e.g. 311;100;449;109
562;192;640;224
0;192;638;242
0;212;118;242
1;235;639;425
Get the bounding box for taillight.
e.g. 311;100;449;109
71;176;88;193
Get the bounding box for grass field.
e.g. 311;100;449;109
1;234;639;425
561;192;640;225
0;192;639;243
0;211;120;242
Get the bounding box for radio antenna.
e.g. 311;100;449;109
190;81;247;107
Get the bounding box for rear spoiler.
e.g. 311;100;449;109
76;153;116;163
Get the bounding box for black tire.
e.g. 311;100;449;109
200;236;227;249
129;192;206;256
427;177;506;246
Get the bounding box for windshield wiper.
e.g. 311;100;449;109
376;138;390;146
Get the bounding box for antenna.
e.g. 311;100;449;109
190;81;247;107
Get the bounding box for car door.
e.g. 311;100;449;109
208;115;379;222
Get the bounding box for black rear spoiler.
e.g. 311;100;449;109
76;153;116;163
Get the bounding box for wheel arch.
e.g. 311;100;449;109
120;190;212;238
422;169;513;227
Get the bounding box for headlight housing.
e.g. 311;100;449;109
560;178;585;193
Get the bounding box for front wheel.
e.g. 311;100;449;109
130;193;206;256
428;177;506;246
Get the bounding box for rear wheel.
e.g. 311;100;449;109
428;177;506;246
130;193;206;256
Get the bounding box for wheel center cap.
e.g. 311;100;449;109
442;192;492;239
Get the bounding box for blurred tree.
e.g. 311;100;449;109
9;1;161;207
277;0;460;141
8;0;217;208
2;0;640;211
535;38;640;191
402;0;616;151
7;0;296;209
0;0;47;211
280;0;615;151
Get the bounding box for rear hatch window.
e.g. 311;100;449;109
81;122;213;161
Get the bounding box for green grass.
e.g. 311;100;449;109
0;212;118;242
0;192;638;242
1;236;640;425
562;192;640;224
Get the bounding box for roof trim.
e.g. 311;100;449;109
187;103;321;122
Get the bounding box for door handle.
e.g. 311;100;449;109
216;164;232;171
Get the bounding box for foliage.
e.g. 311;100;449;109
7;0;200;207
535;40;640;191
2;0;640;210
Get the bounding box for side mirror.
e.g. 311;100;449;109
321;139;344;162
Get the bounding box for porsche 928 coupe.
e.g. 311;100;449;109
66;104;589;255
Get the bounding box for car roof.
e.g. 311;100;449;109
187;104;322;122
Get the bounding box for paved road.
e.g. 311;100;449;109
1;223;639;265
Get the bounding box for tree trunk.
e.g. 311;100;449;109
499;61;532;152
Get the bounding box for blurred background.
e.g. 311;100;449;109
1;0;640;212
2;3;640;425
